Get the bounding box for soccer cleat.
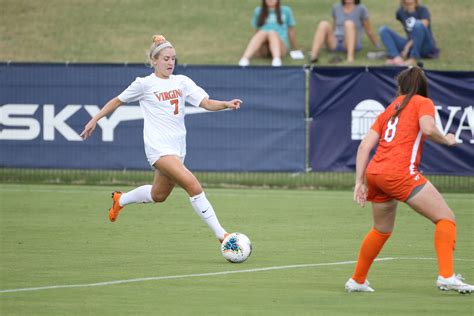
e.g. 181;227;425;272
437;274;474;294
271;58;282;67
219;233;230;244
108;191;123;222
238;58;249;67
345;278;375;293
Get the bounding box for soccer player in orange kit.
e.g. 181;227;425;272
345;66;473;294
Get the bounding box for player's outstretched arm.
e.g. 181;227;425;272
80;97;123;140
419;116;456;146
199;98;242;111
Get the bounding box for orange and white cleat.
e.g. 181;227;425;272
109;191;123;222
219;233;230;244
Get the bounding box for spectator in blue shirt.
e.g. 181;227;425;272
239;0;301;67
379;0;439;66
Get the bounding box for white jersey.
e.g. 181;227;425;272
117;73;209;166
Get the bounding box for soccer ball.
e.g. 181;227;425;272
221;232;252;263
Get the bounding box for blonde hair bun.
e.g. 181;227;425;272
152;35;166;44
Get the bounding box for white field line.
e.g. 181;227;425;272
0;259;363;294
395;257;474;262
1;257;473;294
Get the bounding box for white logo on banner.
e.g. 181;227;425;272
434;105;474;144
0;104;213;142
1;103;472;143
351;99;385;140
350;100;474;144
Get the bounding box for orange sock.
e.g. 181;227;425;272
434;219;456;278
352;228;391;284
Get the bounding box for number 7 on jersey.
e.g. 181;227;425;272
170;99;179;115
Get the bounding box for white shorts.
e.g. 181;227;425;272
145;146;185;168
144;133;187;168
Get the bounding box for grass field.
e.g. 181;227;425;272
1;184;473;315
1;1;472;314
0;0;473;70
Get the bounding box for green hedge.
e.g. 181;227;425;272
1;168;472;192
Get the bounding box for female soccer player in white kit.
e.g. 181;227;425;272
80;35;242;242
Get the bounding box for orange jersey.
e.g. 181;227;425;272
366;94;435;176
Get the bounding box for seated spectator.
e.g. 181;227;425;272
379;0;439;66
239;0;302;67
309;0;379;64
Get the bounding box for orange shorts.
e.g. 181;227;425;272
366;173;428;203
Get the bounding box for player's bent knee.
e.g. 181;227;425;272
184;182;203;197
151;192;169;203
188;186;203;197
427;210;456;224
374;225;393;234
438;213;456;224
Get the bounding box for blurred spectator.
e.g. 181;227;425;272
309;0;379;64
379;0;439;66
239;0;303;67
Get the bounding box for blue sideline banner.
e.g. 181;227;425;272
0;63;306;171
309;67;474;175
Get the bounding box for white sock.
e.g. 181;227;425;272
119;185;154;206
189;192;226;240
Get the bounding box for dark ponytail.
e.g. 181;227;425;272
341;0;361;4
257;0;282;27
391;66;428;120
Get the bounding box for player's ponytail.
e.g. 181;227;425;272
391;66;428;120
